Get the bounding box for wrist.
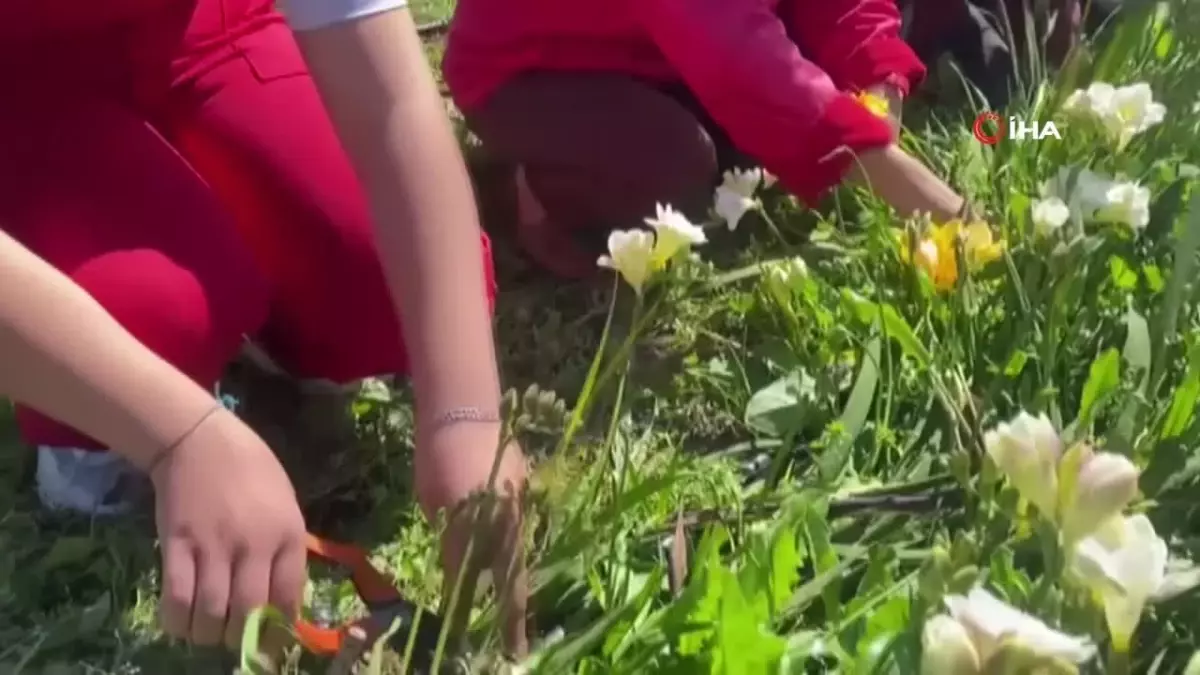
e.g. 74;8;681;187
144;401;227;483
110;374;226;474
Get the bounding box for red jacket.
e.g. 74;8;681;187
443;0;926;205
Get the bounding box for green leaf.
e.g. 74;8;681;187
1152;189;1200;388
1091;1;1157;82
1003;351;1030;378
712;568;788;674
841;290;932;367
744;369;818;438
1160;341;1200;440
1115;305;1152;445
818;336;881;480
1108;256;1139;290
799;503;842;623
534;568;665;674
1075;348;1121;431
238;605;289;675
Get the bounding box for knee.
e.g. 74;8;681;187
72;249;270;381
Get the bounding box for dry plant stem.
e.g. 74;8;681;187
326;625;369;675
668;510;689;596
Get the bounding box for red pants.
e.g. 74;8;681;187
0;1;496;450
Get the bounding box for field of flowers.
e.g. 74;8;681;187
2;2;1200;674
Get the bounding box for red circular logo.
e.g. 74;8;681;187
973;111;1004;145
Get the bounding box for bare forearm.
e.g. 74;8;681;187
295;11;501;429
846;145;966;221
0;231;219;467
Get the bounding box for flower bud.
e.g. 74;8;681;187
921;615;980;675
984;412;1063;518
1060;452;1139;542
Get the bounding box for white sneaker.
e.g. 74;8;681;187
35;446;141;516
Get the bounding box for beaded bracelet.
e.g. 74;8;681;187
426;405;502;436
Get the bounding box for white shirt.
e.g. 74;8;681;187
279;0;409;31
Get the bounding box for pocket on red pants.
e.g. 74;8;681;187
234;20;310;83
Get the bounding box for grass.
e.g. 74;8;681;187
4;1;1200;673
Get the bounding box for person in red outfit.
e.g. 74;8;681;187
1;0;525;655
443;0;976;277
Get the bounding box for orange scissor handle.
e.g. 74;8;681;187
295;533;402;655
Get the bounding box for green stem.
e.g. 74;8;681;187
757;206;793;252
1107;645;1131;675
609;294;643;508
561;287;655;540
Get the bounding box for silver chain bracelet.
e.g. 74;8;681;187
426;405;502;435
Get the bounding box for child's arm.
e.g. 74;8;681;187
634;0;965;219
286;4;527;655
0;228;307;649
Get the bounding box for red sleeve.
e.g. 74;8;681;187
780;0;927;96
633;0;895;206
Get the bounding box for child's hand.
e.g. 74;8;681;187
151;408;307;650
415;423;528;657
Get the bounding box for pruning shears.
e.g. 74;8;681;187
298;533;449;672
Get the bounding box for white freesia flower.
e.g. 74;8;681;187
1059;450;1140;543
1109;82;1167;137
1063;81;1165;145
1071;514;1167;653
942;587;1096;666
1043;166;1111;213
1152;558;1200;602
597;229;656;294
984;412;1063;517
714;168;763;231
1031;196;1070;237
645;202;706;264
1063;82;1117;116
762;170;778;189
1043;166;1151;232
921;614;981;674
1093;181;1152;231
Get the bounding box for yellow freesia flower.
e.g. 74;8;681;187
856;91;891;119
962;222;1005;268
897;219;1005;292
